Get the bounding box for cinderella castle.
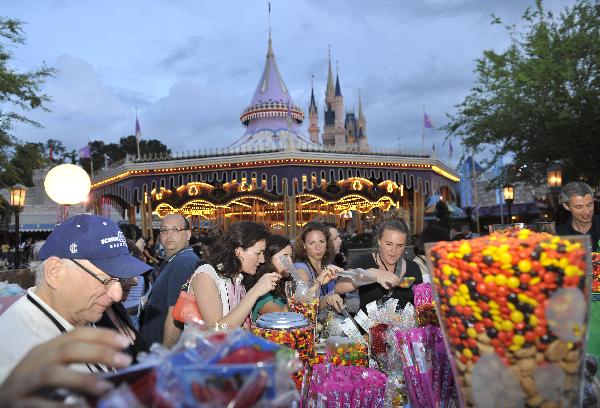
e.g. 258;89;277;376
307;55;369;152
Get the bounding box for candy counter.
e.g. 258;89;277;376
92;229;600;407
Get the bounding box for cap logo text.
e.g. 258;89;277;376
69;243;78;254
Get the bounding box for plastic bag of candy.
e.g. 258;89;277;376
98;327;301;407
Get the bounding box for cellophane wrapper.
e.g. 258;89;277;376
98;327;302;407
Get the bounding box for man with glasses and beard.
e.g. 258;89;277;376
0;214;151;383
139;214;200;347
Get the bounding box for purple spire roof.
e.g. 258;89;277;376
239;36;304;133
231;35;320;150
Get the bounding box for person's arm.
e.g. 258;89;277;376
192;272;281;328
163;306;181;348
162;257;198;347
257;299;287;315
0;328;132;406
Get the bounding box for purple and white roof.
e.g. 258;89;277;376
232;36;319;150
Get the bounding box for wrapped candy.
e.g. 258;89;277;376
305;364;387;408
98;328;301;407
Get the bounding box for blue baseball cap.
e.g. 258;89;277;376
39;214;151;279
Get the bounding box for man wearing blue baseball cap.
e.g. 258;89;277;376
0;214;151;382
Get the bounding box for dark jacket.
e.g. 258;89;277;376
556;215;600;252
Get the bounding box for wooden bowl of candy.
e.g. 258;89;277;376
427;231;591;407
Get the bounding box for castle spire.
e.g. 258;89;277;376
326;45;335;98
309;76;317;113
358;88;364;119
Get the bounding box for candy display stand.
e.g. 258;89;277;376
427;232;591;407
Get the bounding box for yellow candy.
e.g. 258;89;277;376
507;277;520;289
510;310;524;324
529;315;538;327
502;320;514;332
463;348;473;359
459;284;469;295
459;242;471;255
518;260;532;273
494;274;507;286
442;264;452;276
467;328;477;338
484;275;495;283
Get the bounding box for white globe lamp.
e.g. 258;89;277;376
44;164;91;205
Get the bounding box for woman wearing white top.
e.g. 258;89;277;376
190;222;280;328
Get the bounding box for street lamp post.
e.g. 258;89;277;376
547;163;563;224
503;184;515;222
10;184;27;269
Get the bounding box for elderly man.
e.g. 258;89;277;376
139;214;199;347
0;214;151;383
556;181;600;252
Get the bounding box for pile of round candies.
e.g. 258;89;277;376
430;230;588;407
592;252;600;292
326;342;368;366
251;325;315;366
288;297;318;325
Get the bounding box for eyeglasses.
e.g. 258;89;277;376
159;226;189;234
70;259;127;288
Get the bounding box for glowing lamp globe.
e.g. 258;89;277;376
44;164;91;205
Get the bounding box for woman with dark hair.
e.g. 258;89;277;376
292;221;342;311
190;221;281;328
243;234;292;321
338;218;422;310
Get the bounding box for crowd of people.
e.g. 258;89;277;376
0;180;598;406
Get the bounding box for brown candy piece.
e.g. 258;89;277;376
527;395;544;407
520;376;537;398
545;340;569;362
518;358;536;376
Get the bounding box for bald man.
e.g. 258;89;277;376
139;214;199;347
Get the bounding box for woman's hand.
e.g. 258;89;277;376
325;293;345;313
371;268;401;289
0;328;132;407
252;272;281;297
317;265;339;286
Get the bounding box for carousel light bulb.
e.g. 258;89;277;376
44;164;91;205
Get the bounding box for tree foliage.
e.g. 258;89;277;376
0;17;55;187
446;0;600;187
79;135;170;174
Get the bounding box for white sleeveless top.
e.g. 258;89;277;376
190;264;246;317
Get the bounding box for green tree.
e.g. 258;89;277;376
80;135;171;174
446;0;600;187
0;17;55;187
2;142;46;186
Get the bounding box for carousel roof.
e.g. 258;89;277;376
233;34;319;150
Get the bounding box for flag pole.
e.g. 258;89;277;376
135;108;141;160
421;105;425;153
471;157;481;233
89;140;94;178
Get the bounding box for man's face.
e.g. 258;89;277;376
563;194;594;224
328;227;342;254
57;259;123;325
159;214;191;256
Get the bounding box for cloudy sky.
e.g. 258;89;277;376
4;0;576;165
